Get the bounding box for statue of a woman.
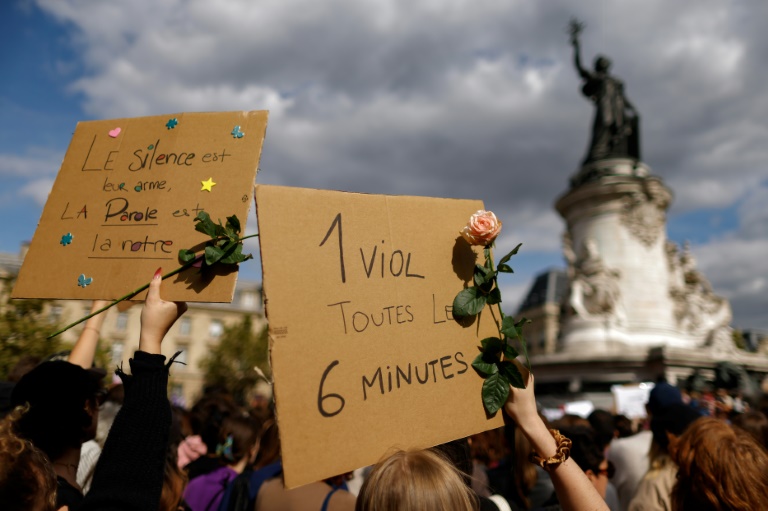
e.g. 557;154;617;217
569;19;640;163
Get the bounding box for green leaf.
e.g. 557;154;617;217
225;215;242;235
482;372;510;415
480;337;504;355
500;315;519;339
516;317;532;370
204;245;226;266
499;361;525;389
503;340;519;360
220;243;253;265
498;243;523;268
497;263;514;274
472;352;499;376
473;264;491;287
178;249;197;263
194;211;218;238
486;287;502;305
452;287;487;317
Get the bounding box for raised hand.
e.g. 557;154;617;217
139;268;187;354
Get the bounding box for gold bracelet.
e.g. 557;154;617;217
529;429;572;471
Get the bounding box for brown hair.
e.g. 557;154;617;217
671;417;768;511
0;405;58;511
512;426;538;509
356;449;478;511
217;414;261;464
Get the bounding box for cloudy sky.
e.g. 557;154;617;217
1;0;766;330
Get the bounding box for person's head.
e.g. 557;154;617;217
8;356;42;383
0;405;58;511
253;418;280;468
11;361;103;460
613;414;634;438
587;409;615;450
189;391;239;452
356;449;478;511
730;411;768;451
646;382;683;417
594;55;611;72
650;404;702;453
671;417;768;510
563;426;612;499
216;414;261;466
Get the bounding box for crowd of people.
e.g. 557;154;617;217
1;273;768;510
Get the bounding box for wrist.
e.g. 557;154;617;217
139;336;162;354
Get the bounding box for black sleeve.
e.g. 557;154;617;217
76;351;172;511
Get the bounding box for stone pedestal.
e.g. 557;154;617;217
554;158;728;353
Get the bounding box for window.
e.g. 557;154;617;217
209;319;224;338
111;342;124;365
175;347;189;367
179;317;192;336
116;312;128;331
49;305;63;323
241;292;256;308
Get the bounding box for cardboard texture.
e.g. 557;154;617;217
256;184;505;488
12;111;268;302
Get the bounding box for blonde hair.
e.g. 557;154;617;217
356;449;478;511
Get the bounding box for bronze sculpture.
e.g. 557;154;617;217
569;19;640;163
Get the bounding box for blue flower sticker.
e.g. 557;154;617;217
60;233;73;246
231;125;244;138
166;118;179;129
77;274;93;288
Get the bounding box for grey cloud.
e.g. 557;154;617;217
29;0;768;329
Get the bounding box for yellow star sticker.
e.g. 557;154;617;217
201;178;216;192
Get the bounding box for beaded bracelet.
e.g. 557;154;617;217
529;429;572;471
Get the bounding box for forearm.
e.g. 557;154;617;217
517;416;608;511
68;301;109;369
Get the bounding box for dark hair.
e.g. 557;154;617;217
650;404;701;452
731;411;768;450
561;426;604;474
613;414;634;438
253;419;280;468
0;406;58;511
587;409;614;450
217;415;261;463
11;361;101;460
8;356;41;383
189;392;239;452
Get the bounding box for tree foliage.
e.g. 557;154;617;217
0;279;63;380
200;314;269;404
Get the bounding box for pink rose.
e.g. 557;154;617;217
461;210;502;246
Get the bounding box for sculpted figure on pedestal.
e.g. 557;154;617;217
667;242;731;339
569;19;640;164
568;237;623;322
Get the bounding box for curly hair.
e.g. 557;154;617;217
671;417;768;511
356;449;478;511
0;405;58;511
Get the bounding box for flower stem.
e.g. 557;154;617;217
47;258;203;339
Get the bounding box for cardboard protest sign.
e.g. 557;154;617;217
12;111;268;302
256;184;506;488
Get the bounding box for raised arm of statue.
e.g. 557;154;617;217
569;18;590;80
